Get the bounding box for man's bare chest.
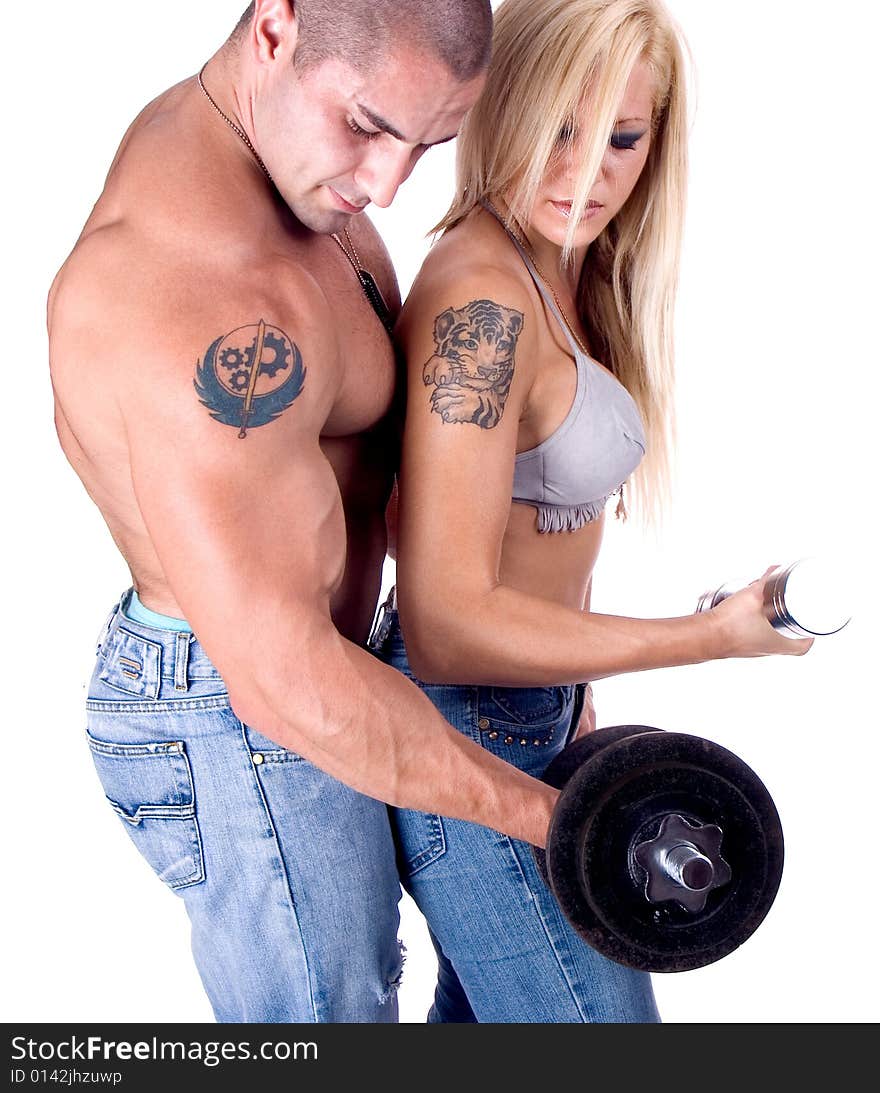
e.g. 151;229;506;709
313;250;400;438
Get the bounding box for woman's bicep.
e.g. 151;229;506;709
395;285;535;612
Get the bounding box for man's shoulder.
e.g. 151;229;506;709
48;223;345;453
51;224;336;373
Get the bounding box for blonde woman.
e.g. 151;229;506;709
370;0;810;1022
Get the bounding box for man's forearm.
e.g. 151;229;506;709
226;627;560;847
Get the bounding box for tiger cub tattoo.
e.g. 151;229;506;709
422;298;524;428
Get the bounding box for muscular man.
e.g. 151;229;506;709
48;0;807;1024
49;0;501;1023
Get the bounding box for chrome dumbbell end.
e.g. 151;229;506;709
697;557;852;639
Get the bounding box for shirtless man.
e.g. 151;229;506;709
48;0;504;1023
48;0;808;1025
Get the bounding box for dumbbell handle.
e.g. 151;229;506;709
663;843;715;891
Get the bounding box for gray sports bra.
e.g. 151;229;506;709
486;206;647;533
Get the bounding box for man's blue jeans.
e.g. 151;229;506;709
370;604;660;1023
85;591;403;1023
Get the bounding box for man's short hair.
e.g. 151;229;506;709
234;1;492;81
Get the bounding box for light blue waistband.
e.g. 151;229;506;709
124;589;192;632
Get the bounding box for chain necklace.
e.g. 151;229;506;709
331;226;364;274
197;63;392;336
483;199;589;357
197;63;274;185
331;228;395;336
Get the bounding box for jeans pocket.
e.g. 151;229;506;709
391;808;447;878
243;724;304;764
477;686;573;768
87;733;205;891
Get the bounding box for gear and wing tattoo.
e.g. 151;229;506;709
194;320;306;437
422;299;524;429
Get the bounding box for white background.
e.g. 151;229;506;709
3;1;877;1023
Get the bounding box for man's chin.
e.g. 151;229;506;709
288;196;354;236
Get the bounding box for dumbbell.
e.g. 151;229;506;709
696;557;852;638
532;725;784;973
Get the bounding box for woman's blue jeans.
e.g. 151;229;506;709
85;591;403;1023
370;605;660;1023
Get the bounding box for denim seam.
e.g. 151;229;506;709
236;720;318;1021
405;815;447;876
95;647;221;684
108;801;196;824
86;695;231;714
110;626;164;653
97;676;159;700
248;749;304;765
479;687;568;728
170;740;205;889
88;738;185;758
505;835;588;1022
111;613;194;637
174;632;191;692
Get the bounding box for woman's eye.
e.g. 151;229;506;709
347;118;379;141
556;123;575;144
610;130;646;151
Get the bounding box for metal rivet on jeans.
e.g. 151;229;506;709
478;717;490;730
488;731;498;740
533;739;542;746
520;738;528;746
504;736;513;745
252;753;264;766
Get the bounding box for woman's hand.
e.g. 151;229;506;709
709;567;814;658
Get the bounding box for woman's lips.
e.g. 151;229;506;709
551;199;603;220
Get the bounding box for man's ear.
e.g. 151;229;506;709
248;0;299;66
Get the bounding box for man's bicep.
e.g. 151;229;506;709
125;312;343;651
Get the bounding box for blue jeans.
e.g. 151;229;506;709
85;591;403;1023
370;604;660;1023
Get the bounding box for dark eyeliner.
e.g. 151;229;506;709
610;129;646;151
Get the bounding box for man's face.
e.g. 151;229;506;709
257;47;484;233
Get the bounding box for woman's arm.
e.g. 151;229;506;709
394;264;811;687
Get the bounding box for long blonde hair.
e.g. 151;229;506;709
437;0;690;524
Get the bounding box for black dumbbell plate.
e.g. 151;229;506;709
534;725;662;887
546;731;784;972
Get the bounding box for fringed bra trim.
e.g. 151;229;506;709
514;488;624;533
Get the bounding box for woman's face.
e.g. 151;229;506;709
527;59;657;252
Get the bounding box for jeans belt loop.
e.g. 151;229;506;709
96;595;125;653
174;631;191;692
